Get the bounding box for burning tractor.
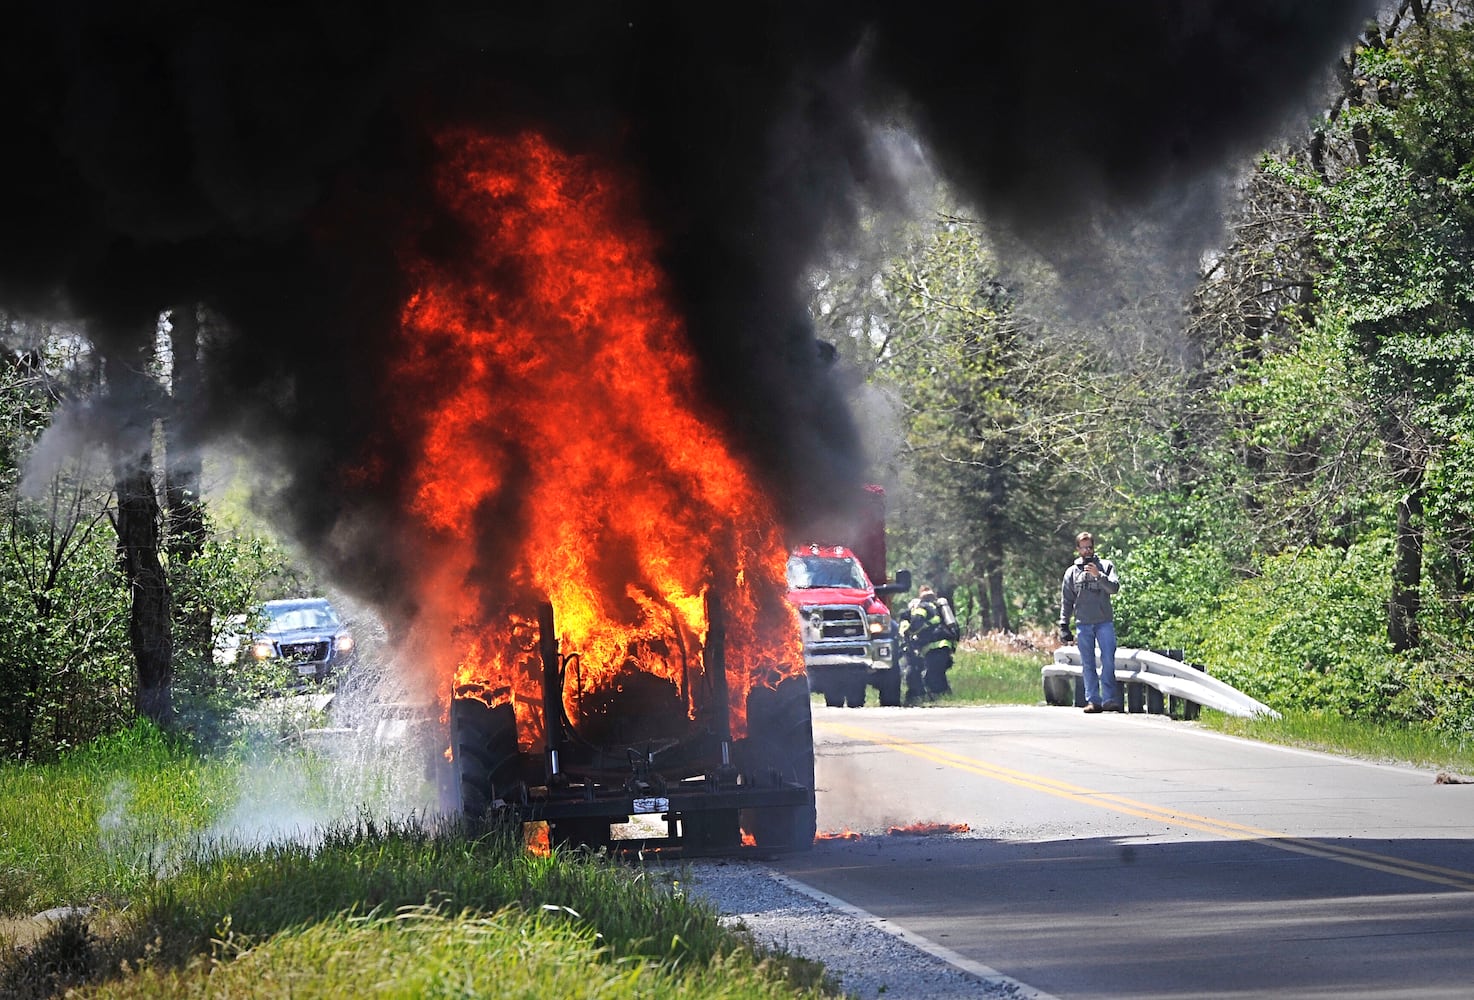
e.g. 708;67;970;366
443;593;816;854
387;132;819;856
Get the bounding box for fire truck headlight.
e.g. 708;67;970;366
867;614;890;636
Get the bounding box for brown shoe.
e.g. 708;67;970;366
1082;703;1102;714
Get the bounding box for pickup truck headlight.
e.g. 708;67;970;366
334;634;355;653
867;614;890;636
248;640;276;660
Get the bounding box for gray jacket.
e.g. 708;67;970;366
1059;556;1120;626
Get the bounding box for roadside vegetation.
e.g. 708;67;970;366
0;723;830;999
1206;710;1474;775
940;634;1474;776
945;640;1053;705
824;5;1474;771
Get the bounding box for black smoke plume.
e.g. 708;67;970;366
0;1;1376;612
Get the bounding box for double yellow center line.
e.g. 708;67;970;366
818;720;1474;893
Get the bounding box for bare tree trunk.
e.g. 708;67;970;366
166;304;209;675
1389;481;1423;652
984;563;1009;632
105;335;174;726
1382;418;1425;653
980;461;1012;632
117;461;173;722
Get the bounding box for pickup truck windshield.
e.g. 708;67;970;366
266;605;340;633
787;555;867;590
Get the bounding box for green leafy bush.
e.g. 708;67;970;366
1392;588;1474;743
1112;534;1236;650
1168;540;1407;719
0;507;134;762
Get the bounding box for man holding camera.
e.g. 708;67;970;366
1058;531;1122;713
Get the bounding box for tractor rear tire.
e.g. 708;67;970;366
449;698;520;818
739;677;817;852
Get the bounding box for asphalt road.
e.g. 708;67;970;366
775;703;1474;1000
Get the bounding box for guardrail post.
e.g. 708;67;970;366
1126;681;1145;714
1155;649;1197;719
1183;657;1204;721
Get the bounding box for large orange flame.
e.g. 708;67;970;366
388;130;800;741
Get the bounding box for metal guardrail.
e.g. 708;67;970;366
1044;646;1279;719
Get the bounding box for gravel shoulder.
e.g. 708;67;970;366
681;857;1047;1000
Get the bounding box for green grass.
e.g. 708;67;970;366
1199;709;1474;775
0;724;832;999
0;722;237;914
81;906;820;999
943;647;1051;705
810;645;1049;709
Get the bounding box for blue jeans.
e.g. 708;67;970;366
1076;620;1118;707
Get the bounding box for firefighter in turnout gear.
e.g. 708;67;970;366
898;584;959;704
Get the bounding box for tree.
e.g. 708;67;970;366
165;305;210;681
0;325;133;759
102;328;174;724
817;205;1093;630
1292;2;1474;650
1;315;308;757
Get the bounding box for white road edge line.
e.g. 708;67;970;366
766;869;1063;1000
1173;724;1443;778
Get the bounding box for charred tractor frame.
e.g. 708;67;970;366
445;595;817;855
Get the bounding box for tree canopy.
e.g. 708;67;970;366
7;2;1474;756
810;1;1474;740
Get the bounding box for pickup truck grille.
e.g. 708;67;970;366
801;605;868;643
281;640;330;663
